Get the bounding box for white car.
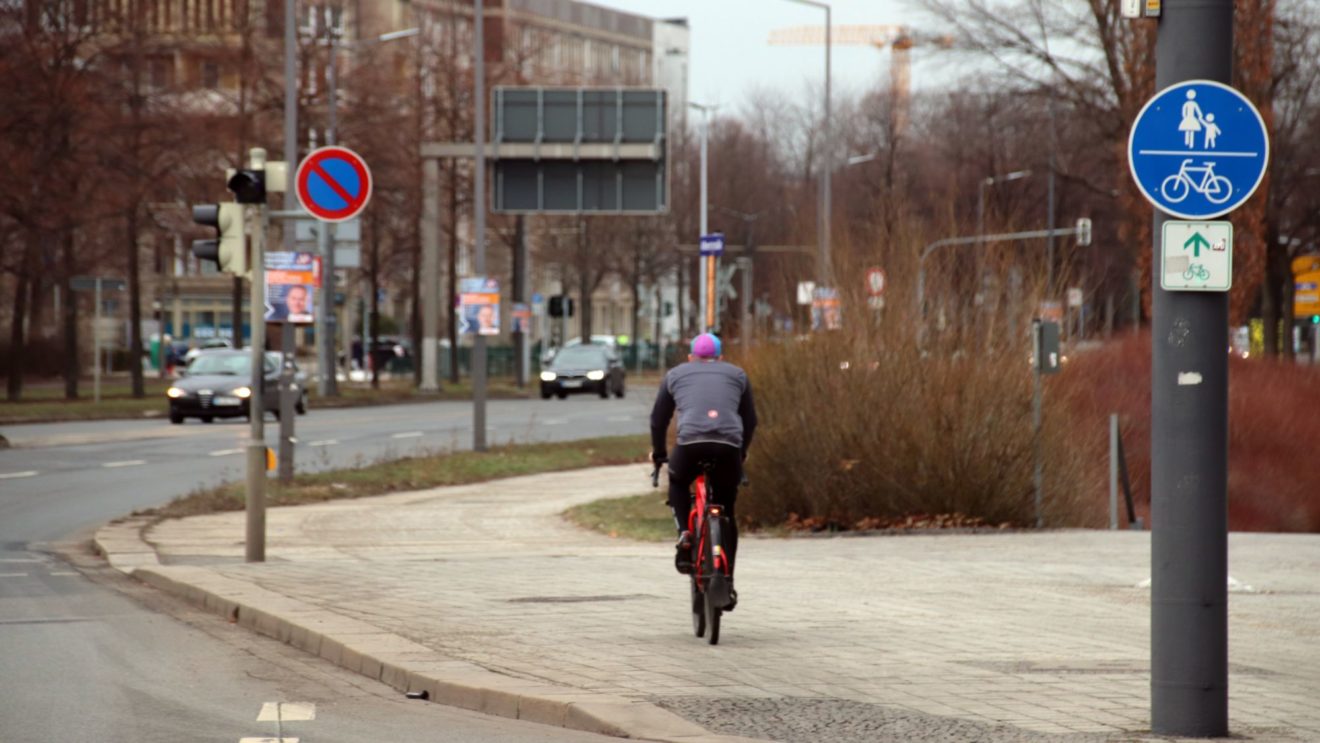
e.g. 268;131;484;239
184;338;234;363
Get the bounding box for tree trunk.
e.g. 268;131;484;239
6;234;33;401
62;230;79;399
410;227;422;387
676;261;685;339
126;210;145;397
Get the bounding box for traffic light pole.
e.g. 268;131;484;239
246;199;268;563
1150;1;1232;736
472;0;488;452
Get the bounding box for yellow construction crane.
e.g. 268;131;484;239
768;25;956;133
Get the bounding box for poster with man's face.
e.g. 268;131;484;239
265;252;321;324
459;277;501;336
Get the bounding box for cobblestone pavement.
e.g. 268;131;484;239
144;465;1320;742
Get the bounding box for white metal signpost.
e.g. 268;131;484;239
1160;221;1232;292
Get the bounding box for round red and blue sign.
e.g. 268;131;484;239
295;146;372;223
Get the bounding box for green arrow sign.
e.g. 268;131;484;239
1184;232;1211;258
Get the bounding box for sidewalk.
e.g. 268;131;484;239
97;466;1320;742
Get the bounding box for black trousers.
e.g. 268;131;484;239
667;441;742;574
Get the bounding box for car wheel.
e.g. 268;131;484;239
169;411;184;425
540;390;552;400
598;383;609;399
556;391;568;400
200;416;214;424
615;380;626;399
296;395;307;415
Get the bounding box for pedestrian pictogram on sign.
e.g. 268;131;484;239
295;146;373;223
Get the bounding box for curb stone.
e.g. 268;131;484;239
92;519;768;743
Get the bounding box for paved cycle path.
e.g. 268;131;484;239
99;465;1320;742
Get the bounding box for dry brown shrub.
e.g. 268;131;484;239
737;242;1106;530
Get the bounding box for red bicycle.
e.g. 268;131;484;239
653;461;734;644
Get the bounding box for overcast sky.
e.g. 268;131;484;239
586;0;955;111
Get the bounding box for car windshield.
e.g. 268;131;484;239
552;347;607;368
187;353;249;376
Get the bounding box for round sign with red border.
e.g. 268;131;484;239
295;146;372;223
866;267;887;296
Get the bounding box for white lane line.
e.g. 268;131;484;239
103;460;146;468
0;573;30;578
48;572;79;577
0;471;38;480
543;419;567;426
307;439;338;447
209;448;244;457
607;415;633;422
257;702;316;722
239;738;299;743
0;559;42;563
391;431;424;439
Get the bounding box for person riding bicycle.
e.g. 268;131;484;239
649;333;758;599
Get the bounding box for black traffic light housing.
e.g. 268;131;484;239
227;169;266;204
549;295;575;318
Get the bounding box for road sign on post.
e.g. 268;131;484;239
295;146;373;222
866;267;887;297
1161;221;1232;291
1128;80;1268;220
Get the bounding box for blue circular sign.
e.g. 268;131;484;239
1128;80;1268;220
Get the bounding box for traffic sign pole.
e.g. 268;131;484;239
246;197;268;564
1149;2;1232;736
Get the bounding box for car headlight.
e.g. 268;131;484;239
234;386;252;399
166;387;185;398
540;371;557;382
586;370;605;381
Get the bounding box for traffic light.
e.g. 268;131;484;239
227;169;266;204
191;203;247;276
549;295;575;318
1076;217;1093;246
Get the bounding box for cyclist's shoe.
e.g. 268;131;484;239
674;531;693;574
725;587;738;613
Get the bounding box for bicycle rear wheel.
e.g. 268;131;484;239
691;577;706;638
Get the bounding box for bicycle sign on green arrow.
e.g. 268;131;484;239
1161;221;1232;292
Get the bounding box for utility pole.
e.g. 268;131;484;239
472;0;488;452
316;7;340;397
282;0;296;250
1150;1;1233;737
245;148;269;564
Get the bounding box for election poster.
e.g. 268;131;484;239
459;277;501;335
265;251;321;324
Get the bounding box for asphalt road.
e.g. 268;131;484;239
0;392;654;743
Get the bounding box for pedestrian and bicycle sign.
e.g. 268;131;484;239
1128;80;1268;220
1161;221;1232;292
295;146;373;223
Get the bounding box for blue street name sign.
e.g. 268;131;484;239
1128;80;1268;220
699;233;725;257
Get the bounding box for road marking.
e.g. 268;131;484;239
209;448;244;457
543;419;567;426
0;573;30;578
391;431;424;439
0;559;42;563
48;572;79;577
308;439;338;447
257;702;316;722
239;738;299;743
0;471;38;480
607;415;633;422
103;460;146;468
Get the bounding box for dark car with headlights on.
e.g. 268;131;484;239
167;351;306;423
539;345;625;400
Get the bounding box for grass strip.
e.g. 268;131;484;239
562;492;675;542
137;434;649;521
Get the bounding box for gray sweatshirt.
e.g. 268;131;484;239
650;360;758;457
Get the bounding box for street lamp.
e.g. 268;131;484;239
781;0;832;286
690;101;717;332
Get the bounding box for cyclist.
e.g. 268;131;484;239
649;333;758;603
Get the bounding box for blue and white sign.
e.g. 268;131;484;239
1128;80;1268;220
699;233;725;257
